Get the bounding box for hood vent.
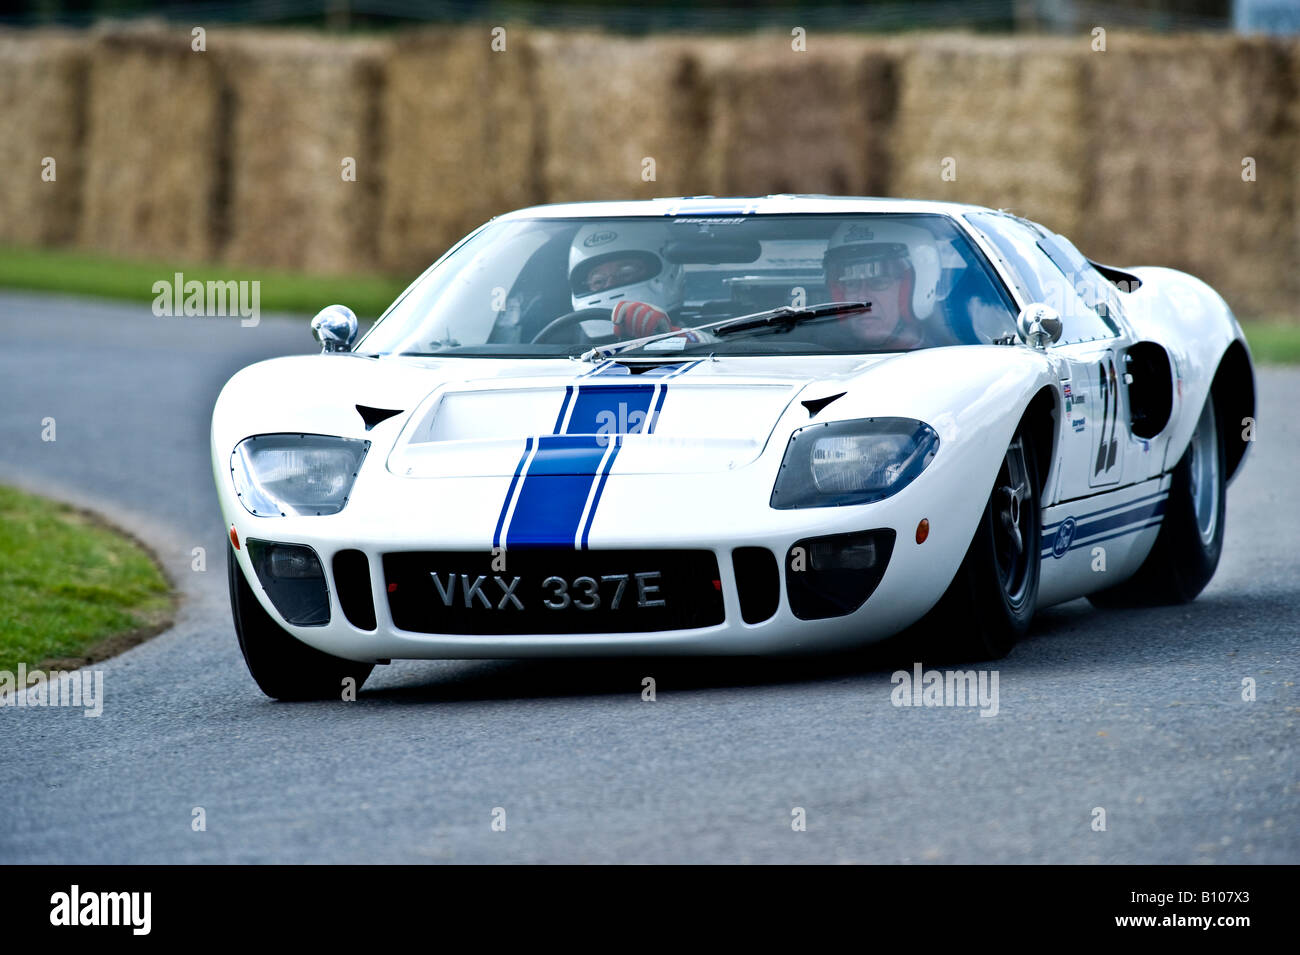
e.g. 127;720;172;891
356;404;403;430
801;392;846;417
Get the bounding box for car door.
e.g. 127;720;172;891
964;212;1127;502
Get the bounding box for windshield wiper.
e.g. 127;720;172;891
711;301;870;337
579;301;870;363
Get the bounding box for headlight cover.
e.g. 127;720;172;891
230;434;370;517
770;417;939;509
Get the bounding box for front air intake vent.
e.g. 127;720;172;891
333;549;377;631
732;547;779;623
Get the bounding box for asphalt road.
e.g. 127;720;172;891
0;289;1296;864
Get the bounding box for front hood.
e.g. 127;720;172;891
213;346;1060;493
389;354;895;477
213;352;894;478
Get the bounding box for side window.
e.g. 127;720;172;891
965;213;1119;345
1035;232;1122;339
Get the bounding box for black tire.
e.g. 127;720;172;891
227;543;373;701
1088;396;1225;608
922;424;1042;660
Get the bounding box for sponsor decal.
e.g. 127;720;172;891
671;217;749;225
583;230;618;248
1052;517;1077;558
1072;416;1087;432
843;223;875;242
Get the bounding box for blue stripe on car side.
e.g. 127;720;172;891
1043;490;1167;532
1039;495;1168;558
1067;517;1165;553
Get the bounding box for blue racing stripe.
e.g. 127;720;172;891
501;382;660;549
1041;496;1168;558
1043;490;1167;532
551;385;575;433
565;383;657;435
1068;517;1164;553
492;436;535;550
580;436;622;549
505;435;610;548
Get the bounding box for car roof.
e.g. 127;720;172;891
495;195;994;221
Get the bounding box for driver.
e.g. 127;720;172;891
569;223;685;340
822;222;943;350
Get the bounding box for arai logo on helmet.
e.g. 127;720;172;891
583;230;618;248
843;224;874;242
1052;517;1077;558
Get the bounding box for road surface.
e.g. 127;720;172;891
0;290;1295;863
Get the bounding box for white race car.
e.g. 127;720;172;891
212;197;1256;700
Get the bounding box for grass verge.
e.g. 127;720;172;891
0;485;174;674
0;244;412;320
1239;321;1300;365
0;244;1297;360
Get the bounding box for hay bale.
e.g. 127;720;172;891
79;25;224;262
704;33;901;197
1078;34;1300;318
220;32;388;274
889;35;1090;236
379;25;543;275
0;30;90;246
531;32;719;202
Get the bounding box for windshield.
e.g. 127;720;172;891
358;213;1018;358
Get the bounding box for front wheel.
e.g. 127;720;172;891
227;543;373;701
921;425;1042;660
1088;395;1225;608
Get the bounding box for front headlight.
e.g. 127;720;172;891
770;417;939;509
230;434;370;517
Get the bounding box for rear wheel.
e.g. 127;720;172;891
227;543;373;701
1088;396;1225;607
922;425;1041;660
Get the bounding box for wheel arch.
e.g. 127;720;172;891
1022;385;1058;499
1209;338;1255;484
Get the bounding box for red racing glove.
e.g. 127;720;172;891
612;300;674;340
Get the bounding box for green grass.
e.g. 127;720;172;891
0;485;173;674
0;244;412;320
1240;321;1300;365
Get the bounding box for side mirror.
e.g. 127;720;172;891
1016;303;1063;350
311;305;358;353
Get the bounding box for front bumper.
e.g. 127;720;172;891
222;470;967;662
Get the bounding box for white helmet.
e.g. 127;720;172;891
823;220;942;320
568;222;685;314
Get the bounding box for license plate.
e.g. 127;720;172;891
383;550;725;635
428;571;666;612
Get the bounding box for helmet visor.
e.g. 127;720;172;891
570;250;662;298
825;242;910;294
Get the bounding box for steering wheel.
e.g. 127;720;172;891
529;308;614;345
